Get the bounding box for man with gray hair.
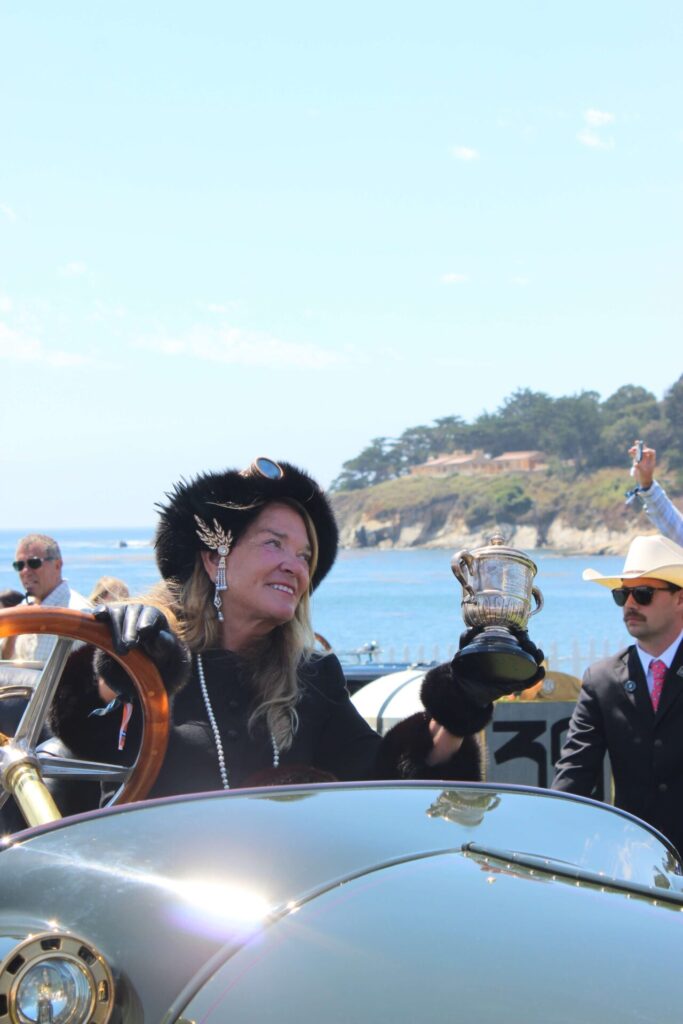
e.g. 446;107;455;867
6;533;91;663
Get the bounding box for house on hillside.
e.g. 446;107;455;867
411;449;547;477
410;450;490;476
485;450;546;474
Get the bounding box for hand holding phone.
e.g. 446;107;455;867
629;439;644;477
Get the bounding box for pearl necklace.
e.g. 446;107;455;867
196;652;280;790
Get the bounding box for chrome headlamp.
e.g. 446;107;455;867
0;932;114;1024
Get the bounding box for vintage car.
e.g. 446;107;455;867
0;608;681;1024
350;661;613;793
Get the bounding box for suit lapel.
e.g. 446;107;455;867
655;639;683;723
624;647;654;718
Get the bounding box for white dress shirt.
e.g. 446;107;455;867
636;628;683;698
14;580;92;664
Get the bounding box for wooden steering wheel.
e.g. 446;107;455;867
0;606;169;827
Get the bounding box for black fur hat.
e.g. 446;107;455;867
155;459;338;590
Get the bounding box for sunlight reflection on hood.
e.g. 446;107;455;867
12;846;276;941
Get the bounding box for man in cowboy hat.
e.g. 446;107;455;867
552;534;683;855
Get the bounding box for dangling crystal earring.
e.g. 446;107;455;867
194;515;233;622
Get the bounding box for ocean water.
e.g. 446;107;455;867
0;529;630;677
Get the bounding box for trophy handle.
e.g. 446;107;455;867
529;586;544;617
451;550;476;600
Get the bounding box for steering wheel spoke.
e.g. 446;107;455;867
36;752;130;784
14;637;75;749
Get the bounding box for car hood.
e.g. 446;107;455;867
0;783;679;1022
180;839;683;1024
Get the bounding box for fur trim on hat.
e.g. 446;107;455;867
155;461;338;590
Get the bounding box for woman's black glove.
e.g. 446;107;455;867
420;627;545;735
92;603;192;699
452;626;545;707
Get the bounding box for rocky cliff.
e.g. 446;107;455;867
330;470;680;555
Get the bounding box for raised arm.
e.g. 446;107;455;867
628;443;683;545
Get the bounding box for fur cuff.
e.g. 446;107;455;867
420;662;493;735
375;713;484;781
93;641;191;701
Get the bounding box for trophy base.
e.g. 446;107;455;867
452;627;538;684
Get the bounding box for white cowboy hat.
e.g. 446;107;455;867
583;534;683;588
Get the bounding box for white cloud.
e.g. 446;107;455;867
577;129;614;150
451;146;479;161
511;275;531;286
441;272;470;284
204;302;238;314
577;109;616;149
0;204;17;222
585;109;615;127
136;325;342;370
87;301;127;323
434;354;497;370
0;294;12;313
0;321;88;367
44;349;90;367
59;261;88;278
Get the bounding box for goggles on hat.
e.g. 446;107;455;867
241;457;284;480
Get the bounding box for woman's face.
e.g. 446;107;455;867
201;502;313;640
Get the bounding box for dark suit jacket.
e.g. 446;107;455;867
552;638;683;856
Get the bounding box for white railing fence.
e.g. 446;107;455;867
340;638;616;679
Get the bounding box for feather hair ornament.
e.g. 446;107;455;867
194;515;233;621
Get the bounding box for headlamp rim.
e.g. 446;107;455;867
0;932;115;1024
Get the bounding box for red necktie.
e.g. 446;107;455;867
650;659;667;712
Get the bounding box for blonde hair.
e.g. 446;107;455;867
89;576;130;604
148;500;320;751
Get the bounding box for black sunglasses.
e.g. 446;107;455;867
611;585;678;607
12;557;56;572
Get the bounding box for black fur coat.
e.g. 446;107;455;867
47;649;491;801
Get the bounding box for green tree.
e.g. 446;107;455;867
663;374;683;471
330;377;681;492
597;385;661;466
430;415;472;454
601;384;659;422
468;411;503;454
396;424;437;471
545;392;602;467
496;389;555;453
330;437;400;491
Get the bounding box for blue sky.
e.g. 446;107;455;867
1;1;680;527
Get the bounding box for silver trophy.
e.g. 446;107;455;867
450;532;543;684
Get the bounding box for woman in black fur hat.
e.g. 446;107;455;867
50;457;543;799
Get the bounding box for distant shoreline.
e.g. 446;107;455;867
0;526;644;559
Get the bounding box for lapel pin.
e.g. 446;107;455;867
676;667;683;679
624;680;637;693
